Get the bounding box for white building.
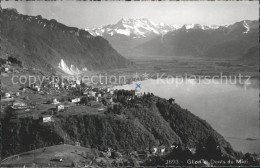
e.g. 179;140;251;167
71;84;76;88
151;147;158;154
43;116;54;123
12;101;27;109
52;98;59;104
71;98;80;103
135;90;142;97
4;92;11;98
57;105;65;111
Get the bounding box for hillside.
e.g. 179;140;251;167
2;91;237;161
0;8;131;74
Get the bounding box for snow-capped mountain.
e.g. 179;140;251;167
131;20;258;61
85;18;180;56
86;18;179;38
181;24;220;30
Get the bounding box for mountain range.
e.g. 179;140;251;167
87;18;258;63
85;18;179;56
2;7;257;74
0;8;130;74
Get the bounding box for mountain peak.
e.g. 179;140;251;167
181;24;211;30
86;18;176;38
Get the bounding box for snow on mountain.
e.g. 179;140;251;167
58;59;87;75
243;20;250;34
87;18;254;38
86;19;257;38
85;18;178;38
181;24;218;30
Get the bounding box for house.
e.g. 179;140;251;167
88;91;96;97
158;145;166;154
52;98;60;104
71;98;80;103
107;147;112;157
151;145;165;154
97;93;102;97
54;83;59;89
15;92;20;96
35;84;40;89
57;105;65;111
75;141;80;146
98;107;105;112
71;84;76;88
76;80;81;85
92;92;96;97
36;87;41;92
151;147;158;154
12;101;27;109
43;115;54;123
4;92;11;98
135;90;142;97
170;142;179;150
4;67;9;72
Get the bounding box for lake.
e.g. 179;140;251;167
115;78;260;154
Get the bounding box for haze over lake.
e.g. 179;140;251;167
115;78;260;154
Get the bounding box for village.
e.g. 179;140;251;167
0;57;185;166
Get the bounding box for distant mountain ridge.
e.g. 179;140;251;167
87;18;258;61
0;8;131;74
131;20;258;61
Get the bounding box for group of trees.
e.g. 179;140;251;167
7;56;23;67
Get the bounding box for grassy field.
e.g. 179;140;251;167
1;144;99;167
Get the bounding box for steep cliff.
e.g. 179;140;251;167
0;8;130;73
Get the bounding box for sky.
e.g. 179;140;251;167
1;1;259;28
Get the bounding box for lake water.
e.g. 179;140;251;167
115;78;260;154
